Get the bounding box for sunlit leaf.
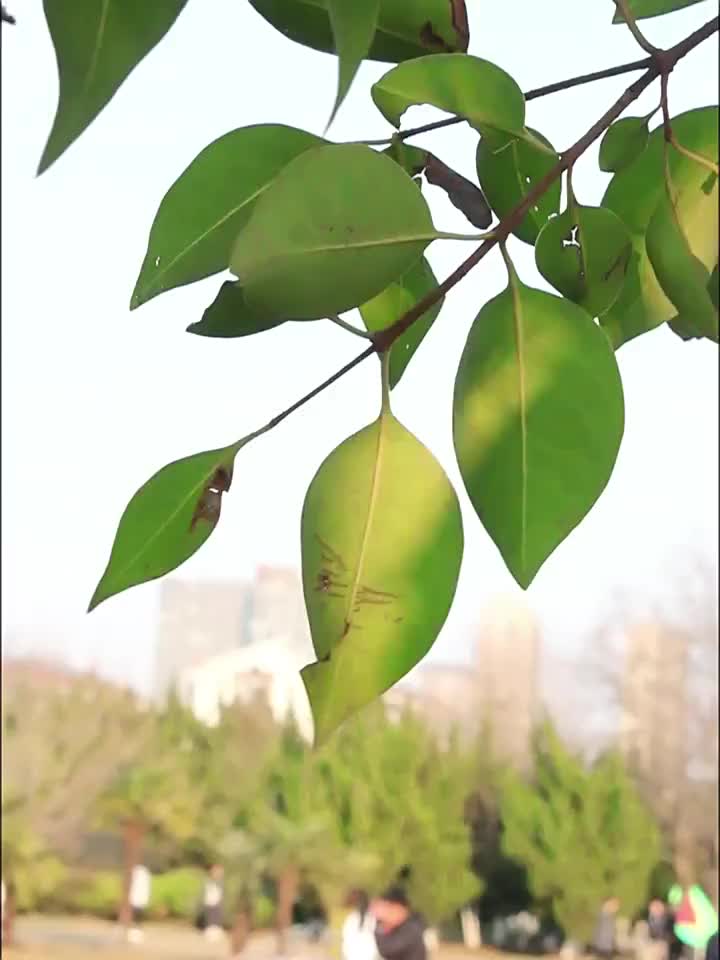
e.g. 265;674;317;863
645;163;718;341
187;281;289;338
39;0;188;174
453;277;624;589
89;443;245;611
372;55;526;140
359;257;443;388
601;106;718;347
476;128;560;244
131;125;324;309
301;411;463;743
248;0;468;63
612;0;706;22
230;144;436;320
599;116;650;173
327;0;380;126
535;205;633;317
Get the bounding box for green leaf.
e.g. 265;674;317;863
39;0;188;174
186;281;288;339
601;106;718;347
453;278;624;589
599;116;650;173
131;125;324;309
359;257;443;388
668;264;719;340
383;140;429;177
535;205;633;317
645;165;718;341
89;443;244;611
371;54;526;140
476;128;560;244
230;144;436;320
300;411;463;743
248;0;469;64
327;0;380;127
612;0;706;22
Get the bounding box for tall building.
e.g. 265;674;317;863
619;623;689;827
247;566;313;660
475;595;540;771
154;579;250;700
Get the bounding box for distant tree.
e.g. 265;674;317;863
95;695;205;929
500;721;661;944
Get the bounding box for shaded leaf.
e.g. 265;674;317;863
372;54;526;140
601;106;718;347
599;116;650;173
187;281;289;338
248;0;468;63
89;443;245;611
645;164;718;341
476;128;560;244
535;205;633;317
39;0;188;174
230;144;436;320
668;264;719;340
383;140;429;177
424;153;492;229
327;0;380;127
131;125;324;309
301;411;463;743
612;0;706;22
359;257;443;388
453;278;624;589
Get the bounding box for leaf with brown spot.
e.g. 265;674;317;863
425;153;492;229
89;441;248;611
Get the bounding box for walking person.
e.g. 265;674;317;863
647;899;673;960
127;863;151;945
371;886;427;960
342;890;378;960
592;897;621;960
200;863;225;943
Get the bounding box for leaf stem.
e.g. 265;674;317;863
670;139;719;176
380;351;392;413
614;0;661;56
360;55;655;146
328;315;371;338
435;230;496;242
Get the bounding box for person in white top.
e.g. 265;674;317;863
127;864;151;944
201;864;225;942
343;890;379;960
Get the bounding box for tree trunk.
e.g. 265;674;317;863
275;865;299;956
118;819;144;929
2;880;17;948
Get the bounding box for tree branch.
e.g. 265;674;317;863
1;5;15;24
240;14;718;439
365;55;655;146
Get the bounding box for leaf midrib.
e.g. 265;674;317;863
83;0;111;97
508;276;528;574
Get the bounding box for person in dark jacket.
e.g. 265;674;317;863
706;931;718;960
371;886;426;960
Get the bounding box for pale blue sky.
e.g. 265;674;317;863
1;1;717;693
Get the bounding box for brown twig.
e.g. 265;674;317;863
243;15;718;436
1;5;15;24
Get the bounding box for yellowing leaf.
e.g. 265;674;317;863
301;412;463;743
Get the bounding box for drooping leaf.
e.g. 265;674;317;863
230;144;436;320
131;125;324;309
668;264;719;340
301;411;463;742
359;257;443;388
383;140;429;177
453;277;624;589
599;116;650;173
247;0;468;63
476;128;560;244
89;443;245;611
612;0;706;22
372;55;526;140
187;281;289;338
327;0;380;127
645;164;718;341
535;205;633;317
601;106;718;347
39;0;188;174
424;153;492;229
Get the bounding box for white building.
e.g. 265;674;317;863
177;640;314;741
